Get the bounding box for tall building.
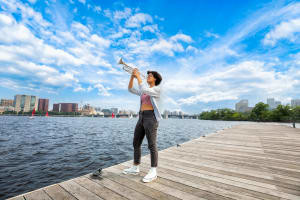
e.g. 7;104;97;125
235;100;251;112
267;98;275;109
80;104;96;115
53;104;60;112
274;101;281;108
0;99;15;113
111;108;118;114
267;98;281;109
38;99;49;112
291;99;300;107
0;99;14;107
102;109;112;115
53;103;78;112
14;95;38;112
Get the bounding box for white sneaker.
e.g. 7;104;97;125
142;167;157;183
122;165;140;175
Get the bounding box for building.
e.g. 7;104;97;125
163;110;170;119
0;99;14;107
291;99;300;107
118;109;130;115
111;108;118;114
274;101;281;108
14;95;38;112
80;104;96;115
267;98;275;109
102;109;112;115
235;99;252;112
94;107;102;112
53;104;60;112
0;105;14;114
38;99;49;112
267;98;281;109
53;103;78;112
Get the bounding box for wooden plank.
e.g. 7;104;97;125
121;162;262;200
140;158;300;200
59;179;104;200
102;170;183;200
73;176;128;200
167;147;300;171
6;196;25;200
24;189;52;200
104;167;205;200
85;174;155;200
109;164;234;200
43;184;78;200
164;148;300;174
158;153;300;191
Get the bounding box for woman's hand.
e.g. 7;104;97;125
133;68;142;85
132;68;140;78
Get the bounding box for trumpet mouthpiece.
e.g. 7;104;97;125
118;58;123;64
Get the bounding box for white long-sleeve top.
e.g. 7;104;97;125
128;83;163;121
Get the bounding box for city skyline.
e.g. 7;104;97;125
1;93;299;115
0;0;300;114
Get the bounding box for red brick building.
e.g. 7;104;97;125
53;103;78;112
38;99;49;112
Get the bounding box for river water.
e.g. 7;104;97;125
0;116;267;199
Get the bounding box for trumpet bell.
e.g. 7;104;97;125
118;58;124;65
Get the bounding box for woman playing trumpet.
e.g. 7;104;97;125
122;68;162;183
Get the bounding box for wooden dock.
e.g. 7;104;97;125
8;124;300;200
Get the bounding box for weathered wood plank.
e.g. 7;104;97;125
104;167;205;200
102;170;183;200
85;174;155;200
110;164;234;200
6;195;25;200
121;162;263;200
43;184;77;200
23;189;52;200
59;180;104;200
158;153;300;191
73;176;128;200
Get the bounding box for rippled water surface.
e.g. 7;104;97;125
0;116;252;199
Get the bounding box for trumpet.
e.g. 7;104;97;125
118;58;146;79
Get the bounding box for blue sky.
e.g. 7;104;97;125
0;0;300;114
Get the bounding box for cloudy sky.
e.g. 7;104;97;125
0;0;300;114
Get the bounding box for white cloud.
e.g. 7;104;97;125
94;6;101;13
151;39;184;56
27;0;37;4
78;0;86;4
94;83;111;96
205;31;220;39
170;33;193;43
114;8;132;21
264;18;300;46
71;21;90;37
90;34;111;48
0;13;14;25
178;91;239;104
142;24;158;33
125;13;153;28
165;60;297;105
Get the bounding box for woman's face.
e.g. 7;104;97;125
147;73;156;85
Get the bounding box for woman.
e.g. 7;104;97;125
123;68;162;183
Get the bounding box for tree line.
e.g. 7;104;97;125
199;102;300;122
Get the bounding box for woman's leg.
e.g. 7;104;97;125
133;118;145;165
144;118;159;167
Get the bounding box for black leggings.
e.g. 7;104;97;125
133;110;159;167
